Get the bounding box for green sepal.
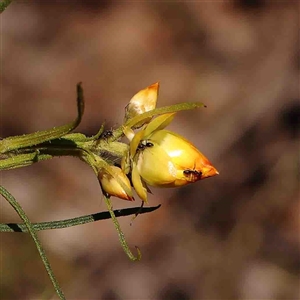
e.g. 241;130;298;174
143;112;175;138
84;123;105;141
112;102;206;141
130;129;145;158
126;102;205;130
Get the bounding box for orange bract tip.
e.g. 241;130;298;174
200;164;219;179
148;82;159;91
124;82;159;127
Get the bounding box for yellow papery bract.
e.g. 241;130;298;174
143;112;176;138
132;163;148;202
135;141;178;187
98;166;134;201
132;129;219;192
125;112;176;159
124;82;159;127
121;151;130;175
148;129;219;182
122;126;135;142
130;129;145;158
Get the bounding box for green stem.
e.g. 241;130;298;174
104;195;141;261
0;147;85;172
0;83;84;154
0;152;52;171
0;204;161;232
0;186;65;300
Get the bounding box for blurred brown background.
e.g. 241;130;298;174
0;1;299;299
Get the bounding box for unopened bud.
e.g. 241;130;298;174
99;166;134;201
124;82;159;127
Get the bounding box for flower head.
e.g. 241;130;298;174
126;113;219;202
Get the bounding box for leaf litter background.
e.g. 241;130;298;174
0;1;299;299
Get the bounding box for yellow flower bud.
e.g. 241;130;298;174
133;130;218;192
124;82;159;127
98;166;134;201
148;130;219;183
135;139;178;187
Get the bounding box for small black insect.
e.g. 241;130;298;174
137;140;154;150
100;130;113;139
183;169;202;176
183;169;202;182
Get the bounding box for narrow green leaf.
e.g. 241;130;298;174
112;102;206;141
104;195;141;261
0;186;65;300
0;205;161;232
0;83;84;154
126;102;206;129
0;152;52;171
